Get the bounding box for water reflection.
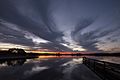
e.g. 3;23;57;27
0;59;26;66
87;56;120;64
0;56;119;80
38;55;82;59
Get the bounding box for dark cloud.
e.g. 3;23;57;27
72;25;120;52
96;26;120;38
39;42;73;52
0;21;34;47
0;0;120;52
72;18;95;36
73;30;100;52
0;0;63;41
71;18;99;52
0;0;64;51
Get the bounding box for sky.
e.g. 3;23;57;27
0;0;120;52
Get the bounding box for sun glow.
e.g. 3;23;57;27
0;42;30;50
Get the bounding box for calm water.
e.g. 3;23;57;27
88;56;120;64
0;56;119;80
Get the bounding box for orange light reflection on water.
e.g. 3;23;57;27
38;55;83;59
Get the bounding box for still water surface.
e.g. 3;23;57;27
0;56;119;80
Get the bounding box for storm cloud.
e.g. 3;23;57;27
0;0;120;52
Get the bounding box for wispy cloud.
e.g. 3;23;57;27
0;0;120;52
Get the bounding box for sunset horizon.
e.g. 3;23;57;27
0;0;120;80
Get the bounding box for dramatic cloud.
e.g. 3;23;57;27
38;42;73;52
0;19;34;47
0;0;120;52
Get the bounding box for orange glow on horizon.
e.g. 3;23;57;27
28;50;93;54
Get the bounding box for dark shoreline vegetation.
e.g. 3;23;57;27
0;49;120;59
0;49;119;66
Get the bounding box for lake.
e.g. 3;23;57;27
0;56;119;80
